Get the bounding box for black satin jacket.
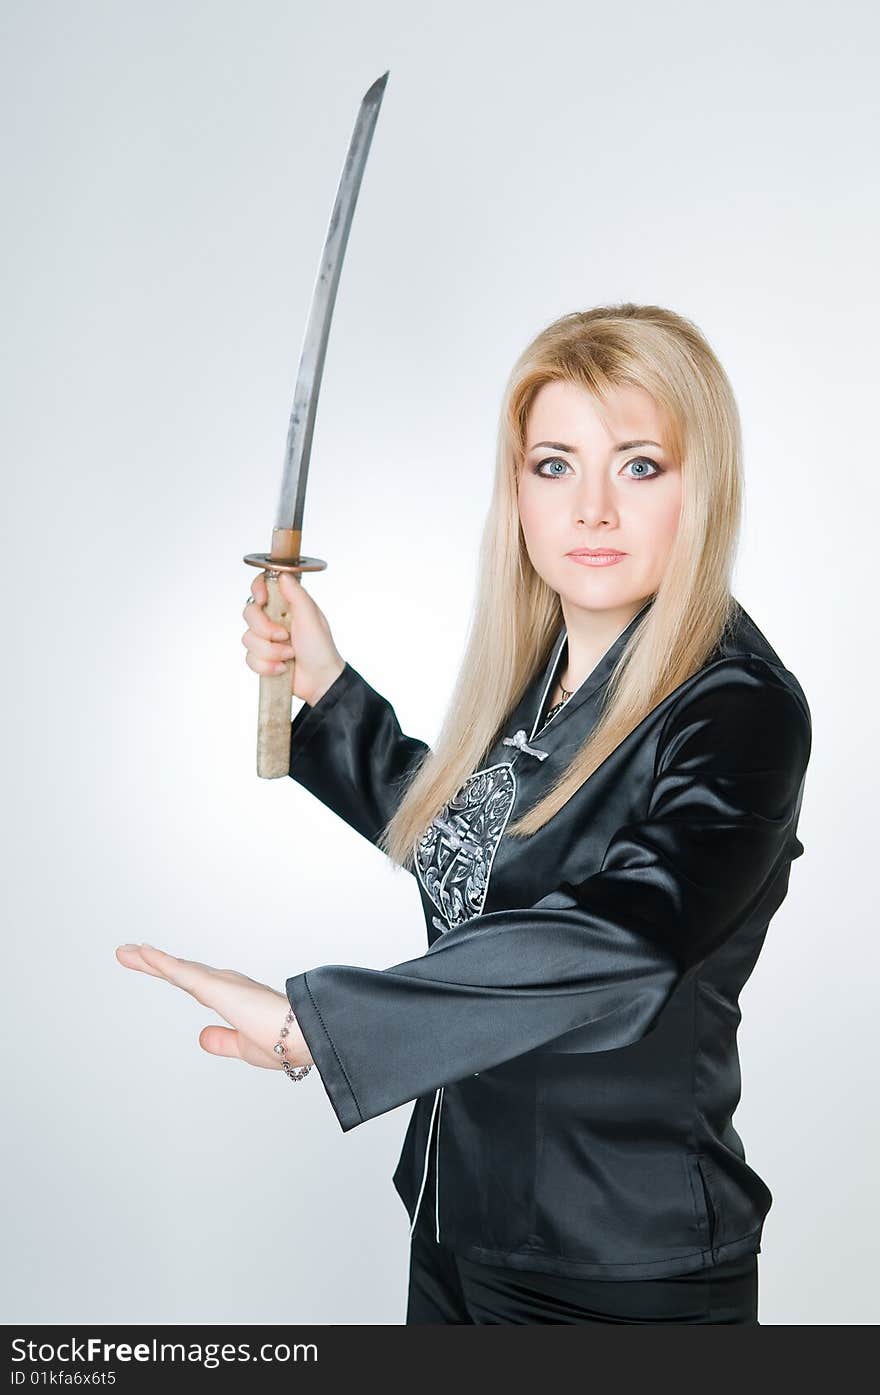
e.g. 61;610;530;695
284;598;811;1280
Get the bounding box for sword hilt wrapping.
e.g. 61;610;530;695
244;531;328;779
257;571;298;779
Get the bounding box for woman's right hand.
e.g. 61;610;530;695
242;571;346;708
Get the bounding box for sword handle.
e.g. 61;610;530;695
257;571;298;778
243;534;328;779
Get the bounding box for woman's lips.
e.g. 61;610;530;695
566;551;626;567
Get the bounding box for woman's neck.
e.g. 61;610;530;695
558;599;647;690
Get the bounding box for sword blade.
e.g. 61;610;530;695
275;69;389;535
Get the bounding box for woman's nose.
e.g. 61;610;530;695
573;477;617;527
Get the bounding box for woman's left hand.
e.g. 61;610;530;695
114;943;313;1072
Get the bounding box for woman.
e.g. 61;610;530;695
117;303;812;1324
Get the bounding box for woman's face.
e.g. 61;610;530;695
517;379;682;612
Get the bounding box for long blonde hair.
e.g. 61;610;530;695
376;302;742;872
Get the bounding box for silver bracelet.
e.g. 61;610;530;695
274;1006;312;1081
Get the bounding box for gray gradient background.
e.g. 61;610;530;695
3;0;877;1326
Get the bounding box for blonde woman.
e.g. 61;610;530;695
117;304;811;1324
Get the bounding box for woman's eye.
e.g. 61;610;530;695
622;456;663;480
534;457;571;478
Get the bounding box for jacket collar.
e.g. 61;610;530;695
522;596;655;744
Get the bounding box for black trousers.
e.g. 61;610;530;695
405;1147;759;1325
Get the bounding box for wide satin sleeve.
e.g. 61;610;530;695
286;658;812;1132
288;661;430;859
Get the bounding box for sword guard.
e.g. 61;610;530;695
243;552;327;574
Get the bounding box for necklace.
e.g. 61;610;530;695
541;681;573;727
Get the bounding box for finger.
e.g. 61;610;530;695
134;944;216;1001
241;629;294;663
245;651;292;677
198;1024;280;1069
198;1024;244;1059
242;609;291;646
278;572;304;601
243;573;267;610
115;944;168;980
243;591;289;643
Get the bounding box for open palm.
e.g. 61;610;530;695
114;943;312;1072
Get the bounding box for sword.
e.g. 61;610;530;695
244;70;390;777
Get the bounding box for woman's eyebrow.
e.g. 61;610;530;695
526;439;664;453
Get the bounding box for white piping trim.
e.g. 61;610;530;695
434;1085;444;1242
409;1085;443;1238
529;628;568;741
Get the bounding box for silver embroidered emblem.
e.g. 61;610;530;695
414;763;517;929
